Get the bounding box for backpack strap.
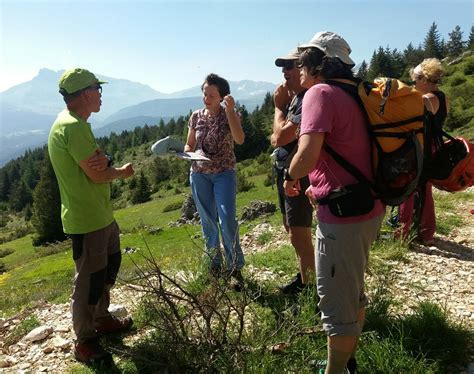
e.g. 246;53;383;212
323;143;375;190
372;117;425;130
373;130;423;138
439;129;456;141
323;79;377;193
325;79;375;138
325;79;366;114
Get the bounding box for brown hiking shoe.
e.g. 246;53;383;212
96;315;133;335
228;269;244;292
74;337;112;364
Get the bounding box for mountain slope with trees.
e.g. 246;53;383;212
0;22;472;247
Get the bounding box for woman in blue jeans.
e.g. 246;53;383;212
184;73;245;287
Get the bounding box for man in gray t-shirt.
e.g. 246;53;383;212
271;48;314;294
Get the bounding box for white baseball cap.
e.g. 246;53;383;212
299;31;355;66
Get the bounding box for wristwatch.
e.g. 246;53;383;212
106;155;113;167
283;168;294;181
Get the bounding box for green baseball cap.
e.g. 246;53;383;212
58;68;107;95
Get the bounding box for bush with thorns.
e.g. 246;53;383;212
126;246;262;372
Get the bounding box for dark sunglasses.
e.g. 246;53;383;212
87;85;103;94
281;61;295;70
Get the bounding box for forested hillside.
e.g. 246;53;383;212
0;22;472;247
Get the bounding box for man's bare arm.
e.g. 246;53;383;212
271;83;297;147
80;153;134;183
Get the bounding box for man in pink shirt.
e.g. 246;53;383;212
284;32;384;374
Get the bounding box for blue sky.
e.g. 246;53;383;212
0;0;472;93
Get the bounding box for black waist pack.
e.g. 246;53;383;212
316;182;374;217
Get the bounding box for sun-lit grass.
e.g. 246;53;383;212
0;165;280;316
434;190;473;235
372;234;410;263
0;235;41;269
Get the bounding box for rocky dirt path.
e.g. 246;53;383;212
1;204;473;373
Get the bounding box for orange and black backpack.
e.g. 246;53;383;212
325;78;426;206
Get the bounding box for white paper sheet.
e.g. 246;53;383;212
175;152;211;161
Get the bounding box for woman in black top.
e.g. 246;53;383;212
398;58;450;245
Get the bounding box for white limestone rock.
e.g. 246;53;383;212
55;324;70;333
52;336;71;350
109;304;128;318
24;325;53;342
0;354;15;368
42;344;54;354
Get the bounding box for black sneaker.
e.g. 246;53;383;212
346;357;357;374
280;272;308;294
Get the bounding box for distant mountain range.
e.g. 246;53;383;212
0;68;276;165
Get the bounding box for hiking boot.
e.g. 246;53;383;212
228;269;244;292
96;315;133;335
280;272;309;294
74;337;112;364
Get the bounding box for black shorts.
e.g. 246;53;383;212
275;167;313;227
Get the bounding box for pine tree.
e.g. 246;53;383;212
108;134;119;157
423;22;443;58
22;157;40;190
446;25;464;56
468;25;474;51
8;163;21;186
31;157;65;245
234;104;270;161
440;38;447;58
152;158;172;185
367;46;402;79
403;42;424;68
129;176;137;190
356;60;368;80
8;179;32;212
131;171;151;204
367;50;380;80
390;48;406;78
0;170;10;201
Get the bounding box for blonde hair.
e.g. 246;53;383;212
410;58;443;84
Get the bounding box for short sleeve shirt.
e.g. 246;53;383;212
300;84;385;224
189;108;236;174
48;110;114;234
281;90;306;155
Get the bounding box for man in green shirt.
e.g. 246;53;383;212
48;68;134;364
